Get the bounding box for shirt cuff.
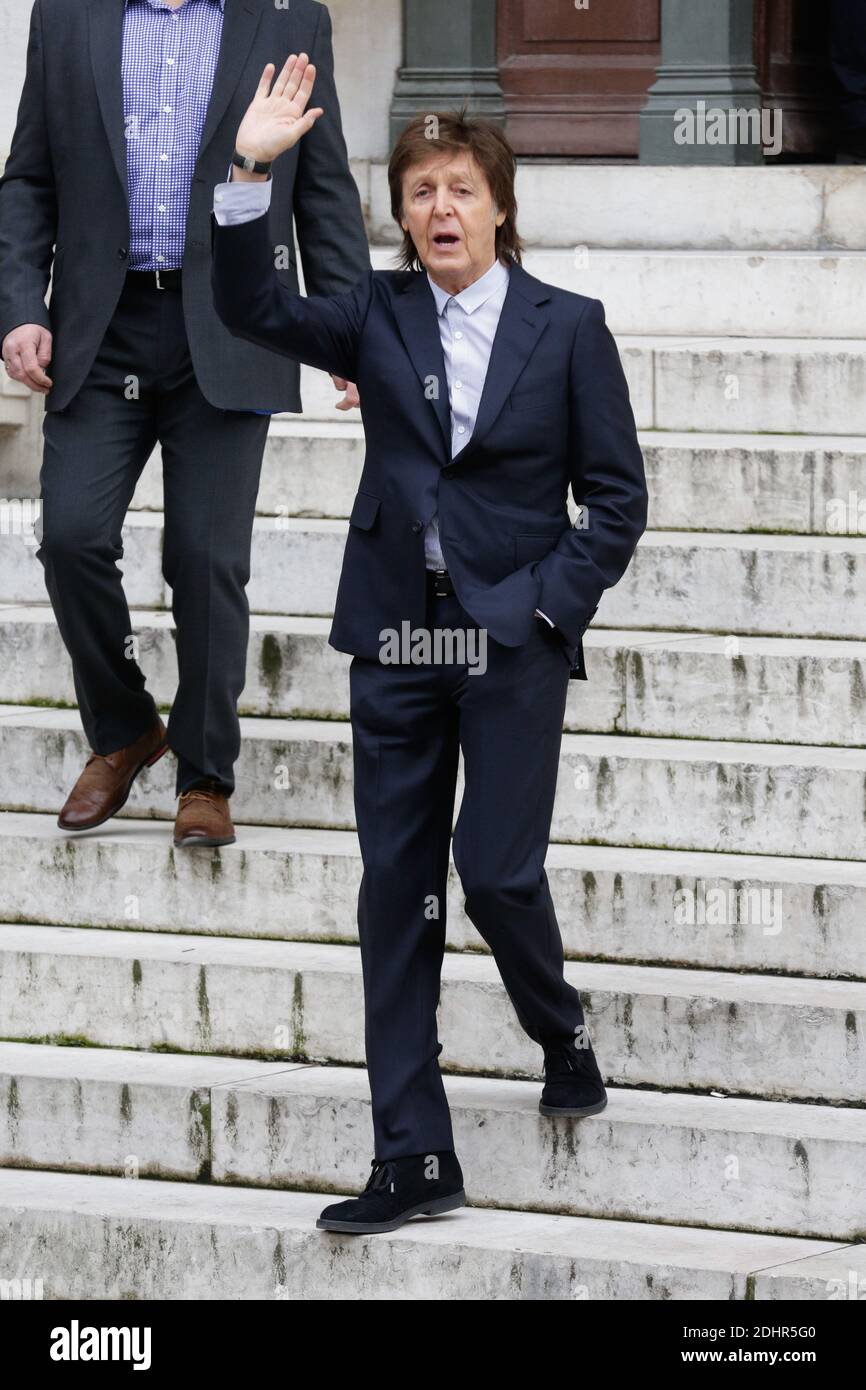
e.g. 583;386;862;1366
534;609;556;628
213;165;274;226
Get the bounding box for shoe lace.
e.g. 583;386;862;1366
179;785;223;806
364;1159;398;1194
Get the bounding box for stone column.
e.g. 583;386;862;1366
389;0;505;149
639;0;764;164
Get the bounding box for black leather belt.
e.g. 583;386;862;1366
427;568;455;597
125;267;182;290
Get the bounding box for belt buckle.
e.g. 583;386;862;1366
155;269;167;290
433;568;450;597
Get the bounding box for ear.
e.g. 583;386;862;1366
495;208;507;228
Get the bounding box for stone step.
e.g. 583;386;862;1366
366;162;866;253
1;814;862;979
638;433;866;536
0;1167;853;1301
129;423;866;539
0;708;862;859
2;1168;853;1302
484;249;866;338
4;607;864;746
0;365;30;428
1;1043;863;1238
4;518;866;639
3;925;863;1102
293;339;866;433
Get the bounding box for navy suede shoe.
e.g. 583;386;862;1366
539;1034;608;1117
317;1150;466;1234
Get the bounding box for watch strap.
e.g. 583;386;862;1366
231;148;272;175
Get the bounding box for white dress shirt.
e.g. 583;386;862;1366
423;257;510;569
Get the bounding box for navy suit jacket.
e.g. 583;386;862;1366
211;209;648;678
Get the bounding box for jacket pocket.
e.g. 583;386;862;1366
514;531;562;566
349;490;381;531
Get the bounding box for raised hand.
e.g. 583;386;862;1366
234;53;323;165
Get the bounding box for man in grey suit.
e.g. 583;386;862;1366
0;0;369;846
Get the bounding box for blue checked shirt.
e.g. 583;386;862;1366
124;0;275;411
122;0;225;273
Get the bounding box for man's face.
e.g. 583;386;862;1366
400;150;506;290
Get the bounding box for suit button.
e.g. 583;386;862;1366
411;520;424;534
117;248;128;259
442;465;456;478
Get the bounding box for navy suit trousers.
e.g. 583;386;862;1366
349;589;587;1159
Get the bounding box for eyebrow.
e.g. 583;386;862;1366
410;172;476;193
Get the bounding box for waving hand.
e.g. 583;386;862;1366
234;53;323;165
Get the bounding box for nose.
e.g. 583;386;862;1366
432;186;454;219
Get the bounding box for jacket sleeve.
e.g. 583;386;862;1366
210;206;371;383
291;3;370;298
534;297;648;646
0;0;57;345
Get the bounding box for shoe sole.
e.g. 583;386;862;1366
57;738;170;832
539;1094;608;1118
173;833;236;848
315;1187;466;1234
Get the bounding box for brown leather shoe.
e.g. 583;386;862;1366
174;780;236;848
58;717;169;831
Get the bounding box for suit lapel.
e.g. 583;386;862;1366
457;264;551;463
88;0;129;204
391;274;453;461
196;0;264;168
88;0;264;206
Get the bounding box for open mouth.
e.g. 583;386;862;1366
433;234;461;248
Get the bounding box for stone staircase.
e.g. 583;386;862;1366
1;164;865;1301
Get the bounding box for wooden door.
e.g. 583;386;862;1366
496;0;662;157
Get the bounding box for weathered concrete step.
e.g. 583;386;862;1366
5;607;864;746
2;1044;864;1238
0;709;863;859
609;532;866;639
2;814;863;979
0;366;30;428
295;339;866;433
3;925;863;1102
366;162;866;252
507;250;866;338
130;423;866;539
0;1167;852;1301
639;432;866;536
628;337;866;435
5;519;866;639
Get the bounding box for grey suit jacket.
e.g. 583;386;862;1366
0;0;370;412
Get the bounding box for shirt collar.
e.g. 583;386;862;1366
125;0;226;11
427;257;510;317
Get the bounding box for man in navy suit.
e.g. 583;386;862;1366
211;56;648;1234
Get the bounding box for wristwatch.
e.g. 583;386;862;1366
231;148;272;175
